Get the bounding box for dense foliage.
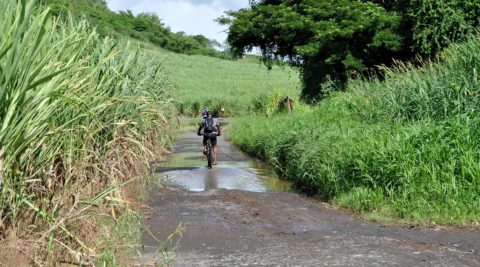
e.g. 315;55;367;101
229;36;480;224
368;0;480;57
40;0;229;58
220;0;480;101
218;0;402;101
1;0;175;263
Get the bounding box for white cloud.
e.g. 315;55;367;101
106;0;248;43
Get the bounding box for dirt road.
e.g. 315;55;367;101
139;129;480;266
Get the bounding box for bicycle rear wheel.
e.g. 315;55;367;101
206;140;213;168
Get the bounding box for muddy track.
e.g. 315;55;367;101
138;129;480;266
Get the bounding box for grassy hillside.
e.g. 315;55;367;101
229;36;480;225
148;47;301;116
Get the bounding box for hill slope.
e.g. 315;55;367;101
40;0;228;57
146;46;301;116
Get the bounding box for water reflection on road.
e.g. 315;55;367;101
152;130;291;193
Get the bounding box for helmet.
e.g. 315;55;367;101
201;108;209;119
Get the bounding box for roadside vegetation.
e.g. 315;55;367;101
0;0;175;264
229;37;480;225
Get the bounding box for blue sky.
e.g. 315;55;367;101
106;0;249;43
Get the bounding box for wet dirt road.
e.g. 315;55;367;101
139;129;480;266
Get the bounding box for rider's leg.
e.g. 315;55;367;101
202;136;208;154
213;145;218;163
212;137;218;164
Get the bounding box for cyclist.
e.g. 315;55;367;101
197;109;221;165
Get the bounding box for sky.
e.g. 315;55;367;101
106;0;249;43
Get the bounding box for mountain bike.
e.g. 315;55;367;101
202;133;214;169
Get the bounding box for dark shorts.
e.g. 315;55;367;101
203;133;217;146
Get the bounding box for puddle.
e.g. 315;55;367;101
152;130;292;193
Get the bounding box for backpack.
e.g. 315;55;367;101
204;117;216;133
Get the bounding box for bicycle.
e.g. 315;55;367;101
201;133;214;169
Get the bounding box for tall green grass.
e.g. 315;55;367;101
229;36;480;225
143;44;301;116
0;0;174;263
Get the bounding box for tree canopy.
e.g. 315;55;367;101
368;0;480;57
40;0;229;58
218;0;402;101
219;0;480;101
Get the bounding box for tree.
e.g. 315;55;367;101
38;0;231;58
218;0;402;101
368;0;480;57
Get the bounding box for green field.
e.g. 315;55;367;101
229;36;480;225
145;46;301;116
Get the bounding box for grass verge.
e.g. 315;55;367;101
229;36;480;226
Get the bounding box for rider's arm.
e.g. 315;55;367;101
216;124;221;136
197;124;203;136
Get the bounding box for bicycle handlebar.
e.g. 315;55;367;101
199;133;221;136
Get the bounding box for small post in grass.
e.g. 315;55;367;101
219;105;225;118
281;96;294;115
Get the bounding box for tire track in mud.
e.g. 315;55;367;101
138;130;480;266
